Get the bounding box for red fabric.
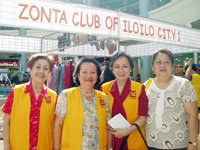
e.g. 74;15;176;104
54;55;59;66
138;85;148;116
110;79;131;150
2;81;48;150
63;64;71;89
2;88;14;115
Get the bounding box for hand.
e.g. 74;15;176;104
109;128;130;139
188;59;193;67
105;127;114;132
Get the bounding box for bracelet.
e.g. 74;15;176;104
188;141;197;146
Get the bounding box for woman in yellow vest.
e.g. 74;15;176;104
101;52;149;150
2;53;57;150
185;59;200;109
144;49;198;150
54;57;110;150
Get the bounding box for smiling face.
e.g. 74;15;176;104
78;62;98;88
29;59;50;84
152;53;174;78
112;56;131;82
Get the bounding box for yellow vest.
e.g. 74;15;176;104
102;81;147;150
61;87;107;150
10;84;57;150
145;78;153;91
190;74;200;107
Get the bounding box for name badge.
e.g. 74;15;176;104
130;91;136;98
99;99;105;107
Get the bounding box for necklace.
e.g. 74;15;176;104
79;87;94;97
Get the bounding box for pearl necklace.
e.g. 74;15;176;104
79;87;94;97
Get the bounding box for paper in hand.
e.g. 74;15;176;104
108;113;131;129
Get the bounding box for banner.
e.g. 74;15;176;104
0;61;19;67
0;0;200;48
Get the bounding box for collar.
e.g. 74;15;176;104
110;79;118;94
24;80;48;99
151;75;176;92
110;78;131;94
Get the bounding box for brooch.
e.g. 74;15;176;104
130;91;136;98
46;96;51;104
99;98;105;107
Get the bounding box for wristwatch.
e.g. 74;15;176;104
188;141;197;146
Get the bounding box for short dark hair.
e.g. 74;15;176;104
185;64;197;71
152;49;174;65
110;52;134;71
73;57;102;87
28;53;54;72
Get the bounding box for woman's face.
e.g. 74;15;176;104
78;62;98;88
30;59;50;84
152;53;173;78
112;56;131;82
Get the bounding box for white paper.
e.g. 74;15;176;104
108;113;131;129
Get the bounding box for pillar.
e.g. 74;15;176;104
86;0;100;7
18;28;27;82
193;52;198;65
140;56;152;83
139;0;150;17
139;1;152;83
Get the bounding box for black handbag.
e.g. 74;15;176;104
120;123;149;150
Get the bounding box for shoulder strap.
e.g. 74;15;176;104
133;123;149;148
119;135;129;150
120;123;149;150
145;78;153;91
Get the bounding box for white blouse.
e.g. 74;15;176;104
144;75;197;149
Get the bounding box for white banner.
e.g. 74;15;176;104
120;13;200;48
0;0;200;48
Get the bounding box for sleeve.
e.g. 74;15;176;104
182;79;197;102
138;85;149;116
54;90;68;118
190;75;193;81
2;88;14;115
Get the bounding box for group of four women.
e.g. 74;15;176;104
2;49;198;150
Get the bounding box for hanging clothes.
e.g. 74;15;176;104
54;66;60;94
58;64;66;94
54;56;59;66
63;64;71;89
70;64;76;88
48;65;57;90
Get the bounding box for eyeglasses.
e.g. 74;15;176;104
154;61;172;66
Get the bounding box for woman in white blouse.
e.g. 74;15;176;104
144;49;198;150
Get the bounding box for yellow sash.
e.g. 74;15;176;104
10;84;57;150
61;87;107;150
145;78;153;91
102;81;147;150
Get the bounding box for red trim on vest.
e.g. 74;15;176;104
110;78;131;150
